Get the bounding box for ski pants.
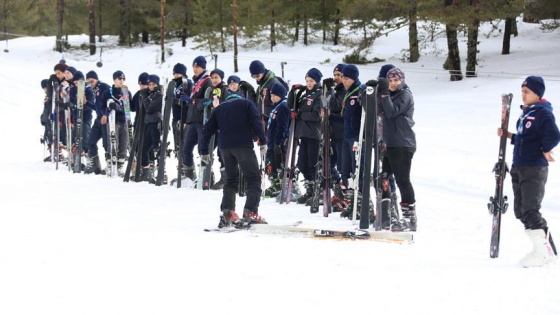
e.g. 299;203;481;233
105;122;128;160
71;120;91;154
511;166;548;230
297;138;320;181
220;147;262;213
183;122;203;167
330;137;343;182
266;142;285;179
340;136;358;186
382;146;416;205
141;122;160;167
88;118;108;158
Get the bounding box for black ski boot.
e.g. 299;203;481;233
391;203;416;232
297;180;314;204
211;167;226;190
265;177;282;197
84;155;104;175
117;158;126;177
140;165;153;182
183;164;196;181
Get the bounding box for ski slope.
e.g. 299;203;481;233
1;20;560;314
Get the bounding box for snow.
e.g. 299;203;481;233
1;20;560;314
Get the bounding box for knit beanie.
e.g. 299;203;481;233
138;72;149;85
192;56;207;69
270;83;287;99
86;70;98;80
173;63;187;76
113;70;125;80
342;64;359;82
41;79;49;89
379;64;396;79
66;66;77;76
333;64;345;74
522;76;545;99
306;68;323;84
73;71;84;81
210;68;225;80
249;60;266;76
227;75;241;84
148;74;160;86
387;68;405;82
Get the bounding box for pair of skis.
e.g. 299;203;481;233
73;80;85;173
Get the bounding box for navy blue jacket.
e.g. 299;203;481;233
511;100;560;167
328;82;345;140
142;88;163;124
70;84;95;124
93;82;111;118
96;85;133;124
379;83;416;148
200;96;266;154
172;77;193;125
295;86;323;140
267;98;290;148
342;81;363;139
186;71;213;124
256;70;284;119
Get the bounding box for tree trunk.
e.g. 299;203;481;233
88;0;96;55
334;8;340;46
98;0;103;42
502;17;512;55
466;19;479;77
118;0;129;46
56;0;64;52
408;0;419;62
444;23;463;81
270;0;276;52
232;0;238;72
142;31;148;43
219;0;225;52
322;0;326;44
294;14;299;44
160;0;165;63
182;0;189;47
303;12;308;46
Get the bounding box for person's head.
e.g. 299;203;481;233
227;75;241;92
53;63;68;81
210;68;225;87
113;70;126;88
341;64;359;90
64;66;77;81
333;64;345;84
73;71;84;84
138;72;149;89
249;60;266;81
386;68;405;91
378;64;395;79
521;76;545;106
270;83;287;104
41;79;49;91
305;68;322;90
192;56;207;77
86;70;99;88
173;63;188;79
147;74;160;91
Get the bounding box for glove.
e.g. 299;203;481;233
179;92;191;103
323;78;335;89
108;99;121;111
366;79;378;87
273;144;282;156
259;145;267;156
377;78;389;95
200;154;210;164
202;99;212;107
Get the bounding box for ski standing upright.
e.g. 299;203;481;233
73;79;85;173
155;79;174;186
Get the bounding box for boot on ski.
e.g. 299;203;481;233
211;167;226;190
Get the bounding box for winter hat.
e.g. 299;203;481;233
333;64;345;73
227;75;241;84
306;68;323;84
41;79;49;89
113;70;125;80
210;68;225;80
270;83;287;99
148;74;160;86
522;76;545;99
138;72;149;85
73;71;84;81
86;70;98;80
249;60;266;76
192;56;207;69
65;66;77;76
387;68;405;82
173;63;187;77
378;64;396;79
342;64;359;82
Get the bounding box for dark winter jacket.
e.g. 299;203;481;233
70;84;95;124
342;81;363;139
131;88;149;127
511;100;560;167
172;76;193;126
295;86;323;140
97;85;133;124
142;88;163;124
43;74;65;118
327;82;345;140
267;99;291;149
256;70;284;119
186;71;213;124
93;82;111;118
379;83;416;148
200;97;266;154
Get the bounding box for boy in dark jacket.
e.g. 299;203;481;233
499;76;560;267
84;70;111;175
139;75;163;182
250;60;285;130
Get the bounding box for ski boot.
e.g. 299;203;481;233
243;209;267;225
140;165;153;182
211;167;226;190
84;155;105;175
218;209;241;228
265;177;282;197
297;180;314;204
117;158;126;177
183;164;197;181
391;203;416;232
519;228;557;267
340;189;357;219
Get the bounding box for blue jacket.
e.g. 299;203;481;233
327;82;345;140
70;83;95;124
342;81;363;139
186;71;213;124
379;83;416;148
200;96;266;154
295;86;323;140
93;82;111;118
96;85;133;124
172;77;193;125
511;100;560;167
267;98;290;148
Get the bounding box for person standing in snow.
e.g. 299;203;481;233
200;93;268;227
84;70;111;175
498;76;560;267
249;60;286;132
139;75;163;182
377;68;417;232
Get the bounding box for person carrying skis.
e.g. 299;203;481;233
249;60;286;132
132;72;149;128
294;68;324;204
170;63;193;165
138;75;164;182
70;71;95;158
200;94;268;227
182;56;213;182
498;76;560;267
84;70;111;175
377;68;417;232
264;83;290;197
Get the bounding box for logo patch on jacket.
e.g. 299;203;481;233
526;121;532;129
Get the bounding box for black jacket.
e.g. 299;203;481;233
295;86;323;140
186;71;213;124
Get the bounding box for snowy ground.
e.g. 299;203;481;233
1;20;560;314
